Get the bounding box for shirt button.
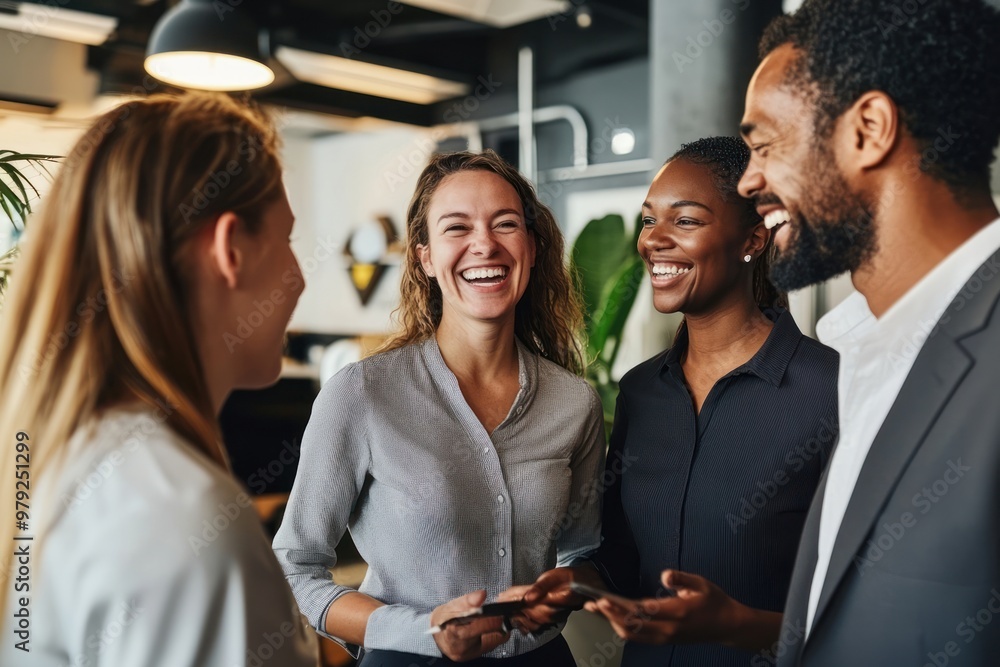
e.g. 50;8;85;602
483;447;489;453
497;495;504;503
498;548;506;557
516;407;523;414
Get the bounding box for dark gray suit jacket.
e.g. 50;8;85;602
771;250;1000;667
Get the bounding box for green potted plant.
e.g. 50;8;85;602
571;213;646;432
0;150;59;300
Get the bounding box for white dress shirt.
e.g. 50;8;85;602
805;216;1000;635
1;404;318;667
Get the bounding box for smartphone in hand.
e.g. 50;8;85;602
570;581;676;609
428;600;528;634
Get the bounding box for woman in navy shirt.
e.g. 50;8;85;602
521;136;838;666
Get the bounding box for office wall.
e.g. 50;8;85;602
284;56;654;336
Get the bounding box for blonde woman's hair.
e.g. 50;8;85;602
381;150;586;375
0;92;283;609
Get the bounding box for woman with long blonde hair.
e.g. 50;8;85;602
273;150;604;666
0;92;316;666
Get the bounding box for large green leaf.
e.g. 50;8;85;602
570;210;644;441
587;254;645;366
570;214;631;327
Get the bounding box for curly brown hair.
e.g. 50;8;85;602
381;150;586;376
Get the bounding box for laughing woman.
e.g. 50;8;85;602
524;137;839;666
273;150;605;667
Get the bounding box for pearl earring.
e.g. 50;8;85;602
743;254;752;263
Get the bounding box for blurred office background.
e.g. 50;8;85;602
1;1;998;664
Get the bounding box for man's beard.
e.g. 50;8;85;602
768;147;879;293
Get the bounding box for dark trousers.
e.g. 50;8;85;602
358;635;575;667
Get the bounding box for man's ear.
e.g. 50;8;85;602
417;243;435;278
210;212;244;289
841;91;899;172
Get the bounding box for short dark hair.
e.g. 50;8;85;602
760;0;1000;193
670;136;755;210
669;136;786;309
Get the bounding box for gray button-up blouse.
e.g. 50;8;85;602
273;336;605;657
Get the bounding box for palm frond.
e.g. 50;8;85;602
0;151;60;302
0;151;59;232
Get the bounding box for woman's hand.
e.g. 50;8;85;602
505;566;604;634
430;590;509;661
495;583;571;635
584;570;781;650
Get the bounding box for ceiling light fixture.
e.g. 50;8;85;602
0;3;117;46
275;46;470;105
144;0;274;91
397;0;570;28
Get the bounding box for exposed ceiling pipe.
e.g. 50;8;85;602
517;46;535;182
476;105;589;170
541;157;654;182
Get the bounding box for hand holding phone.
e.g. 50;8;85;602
570;581;676;610
428;590;511;661
428;599;527;634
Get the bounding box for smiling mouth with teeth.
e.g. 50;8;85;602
461;266;509;285
651;264;691;277
764;209;791;230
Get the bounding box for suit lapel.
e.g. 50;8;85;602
808;248;1000;637
780;468;827;666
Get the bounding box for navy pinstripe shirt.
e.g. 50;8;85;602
592;308;839;667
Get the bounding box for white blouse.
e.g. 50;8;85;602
1;404;317;667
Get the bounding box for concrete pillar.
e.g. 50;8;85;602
650;0;783;163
